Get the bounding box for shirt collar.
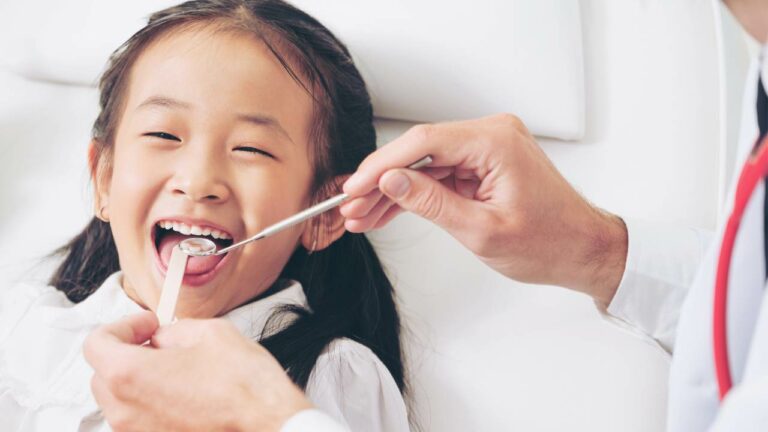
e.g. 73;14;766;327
47;272;307;340
222;279;307;339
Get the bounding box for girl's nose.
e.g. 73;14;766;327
169;147;231;204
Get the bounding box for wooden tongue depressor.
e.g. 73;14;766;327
156;245;188;326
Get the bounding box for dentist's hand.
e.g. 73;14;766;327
341;114;628;306
83;311;311;432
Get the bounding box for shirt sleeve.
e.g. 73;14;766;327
596;218;713;354
281;409;350;432
302;339;410;432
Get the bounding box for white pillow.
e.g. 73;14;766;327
0;1;179;86
293;0;585;140
0;0;584;140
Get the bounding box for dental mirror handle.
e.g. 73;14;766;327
214;155;432;255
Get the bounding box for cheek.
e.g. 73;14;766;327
109;148;164;221
107;146;166;269
235;161;314;226
225;164;313;294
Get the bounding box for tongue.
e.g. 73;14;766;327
159;232;226;275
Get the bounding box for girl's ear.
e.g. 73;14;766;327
300;175;350;252
89;140;112;221
300;207;347;252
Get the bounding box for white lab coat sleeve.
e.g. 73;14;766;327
596;218;713;354
708;374;768;432
281;409;350;432
301;338;410;432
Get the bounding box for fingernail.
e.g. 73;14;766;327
382;171;410;199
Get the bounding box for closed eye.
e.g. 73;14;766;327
235;146;275;159
144;131;181;141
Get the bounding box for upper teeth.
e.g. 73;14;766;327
157;221;232;240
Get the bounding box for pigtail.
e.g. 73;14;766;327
49;218;120;303
262;232;405;391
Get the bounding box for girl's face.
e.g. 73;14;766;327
95;26;339;317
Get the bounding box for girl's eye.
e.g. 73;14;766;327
144;131;181;141
235;146;275;159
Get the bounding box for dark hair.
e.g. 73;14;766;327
49;0;406;397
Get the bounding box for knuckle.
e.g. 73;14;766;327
410;123;435;143
495;112;523;129
355;157;373;177
104;363;135;392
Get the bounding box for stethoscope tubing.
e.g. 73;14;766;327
714;136;768;400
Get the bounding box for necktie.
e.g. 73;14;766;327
756;77;768;279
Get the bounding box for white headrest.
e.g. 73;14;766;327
0;0;584;140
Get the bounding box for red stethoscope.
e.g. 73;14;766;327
714;135;768;400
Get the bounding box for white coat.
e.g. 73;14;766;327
604;50;768;432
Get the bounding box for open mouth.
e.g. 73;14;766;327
152;220;234;277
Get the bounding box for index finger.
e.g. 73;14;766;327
83;311;159;370
343;119;484;197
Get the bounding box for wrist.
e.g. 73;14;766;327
584;210;628;307
566;207;627;307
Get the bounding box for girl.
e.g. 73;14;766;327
0;0;410;430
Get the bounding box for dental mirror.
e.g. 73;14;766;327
179;155;433;257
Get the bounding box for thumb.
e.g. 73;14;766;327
84;311;158;368
102;311;159;345
379;168;473;233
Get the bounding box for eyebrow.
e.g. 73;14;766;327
137;95;191;111
236;113;294;144
136;95;294;144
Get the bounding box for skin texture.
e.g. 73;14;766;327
340;115;627;307
92;25;345;319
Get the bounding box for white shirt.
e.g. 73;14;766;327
0;272;409;432
602;51;768;431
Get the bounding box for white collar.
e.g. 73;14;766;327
47;272;307;340
0;273;306;412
